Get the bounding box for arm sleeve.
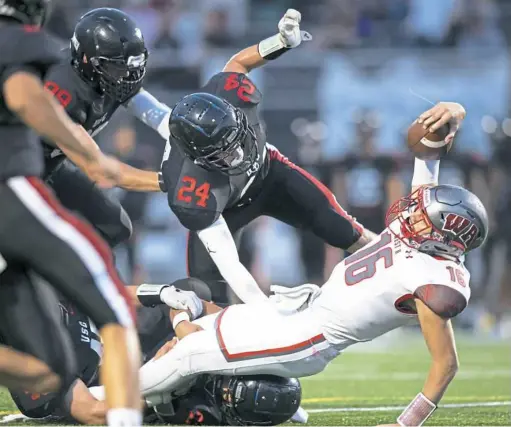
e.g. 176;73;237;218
414;284;467;319
125;89;172;140
197;216;268;303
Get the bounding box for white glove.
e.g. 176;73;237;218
159;286;203;320
278;9;312;49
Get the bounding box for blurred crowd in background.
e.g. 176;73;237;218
48;0;511;337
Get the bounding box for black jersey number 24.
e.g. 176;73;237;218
177;176;211;208
223;74;255;102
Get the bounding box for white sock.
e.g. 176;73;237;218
291;406;309;423
411;157;439;187
106;408;142;427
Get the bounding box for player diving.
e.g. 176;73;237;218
132;8;378;304
87;99;485;427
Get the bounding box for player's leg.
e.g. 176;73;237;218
265;147;375;252
46;159;133;247
0;177;141;425
140;307;332;402
0;265;76;397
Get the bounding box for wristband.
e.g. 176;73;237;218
258;34;291;60
158;172;167;192
172;311;190;329
137;284;169;307
397;393;437;427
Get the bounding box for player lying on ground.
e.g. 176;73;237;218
92;103;484;427
6;279;304;426
131;8;377;304
0;1;142;425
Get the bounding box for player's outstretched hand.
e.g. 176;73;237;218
417;102;466;144
88;153;122;188
160;286;203;320
278;9;312;49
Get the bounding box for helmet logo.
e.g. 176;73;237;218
127;53;145;68
71;33;80;51
442;213;479;247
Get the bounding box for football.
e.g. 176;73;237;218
406;120;452;160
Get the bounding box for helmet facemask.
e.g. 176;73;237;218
189;109;259;176
386;187;465;259
90;51;147;103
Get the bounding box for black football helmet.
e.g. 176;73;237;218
0;0;51;26
70;8;148;103
207;375;301;426
169;93;259;176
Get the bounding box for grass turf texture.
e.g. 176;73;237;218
0;332;509;425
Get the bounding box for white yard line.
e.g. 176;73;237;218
302;369;510;381
307;401;511;413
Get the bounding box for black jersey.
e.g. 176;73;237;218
162;72;270;231
8;300;102;419
0;24;63;180
42;61;123;172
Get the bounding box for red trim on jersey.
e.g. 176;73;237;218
215;308;326;362
268;146;364;235
26;177;135;322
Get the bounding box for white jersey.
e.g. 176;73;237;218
312;224;471;349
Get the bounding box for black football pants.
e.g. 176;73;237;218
187;146;364;303
45;159;132;247
0;176;135;328
0;265;76;400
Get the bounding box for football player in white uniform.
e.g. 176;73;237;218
91;102;485;427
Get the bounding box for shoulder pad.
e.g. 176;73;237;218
43;64;84;120
202;72;262;108
0;27;63;74
162;154;229;231
414;284;467;319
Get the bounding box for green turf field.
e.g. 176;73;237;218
0;332;509;426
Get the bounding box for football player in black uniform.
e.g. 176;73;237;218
42;7;169;249
152;10;377;303
0;1;142;424
8;280;302;427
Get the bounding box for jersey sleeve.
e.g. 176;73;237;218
414;284;467;319
162;159;227;231
201;72;262;109
412;262;471;319
0;27;63;78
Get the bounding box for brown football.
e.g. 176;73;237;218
407;120;452;160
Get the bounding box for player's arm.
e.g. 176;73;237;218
411;102;466;193
197;215;268;303
60;125;161;192
223;9;311;74
133;284;222;314
124;88;172;141
395;287;465;427
2;70;101;163
66;379;108;425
